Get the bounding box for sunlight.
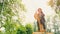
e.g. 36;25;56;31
22;0;55;24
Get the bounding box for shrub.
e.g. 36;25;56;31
25;24;33;34
16;24;33;34
16;25;27;34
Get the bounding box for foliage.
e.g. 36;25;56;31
0;0;26;34
56;0;60;6
48;0;60;33
48;0;54;7
16;24;33;34
0;32;3;34
48;0;60;14
16;25;26;34
0;0;33;34
25;24;33;34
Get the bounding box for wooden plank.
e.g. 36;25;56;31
33;32;54;34
33;32;44;34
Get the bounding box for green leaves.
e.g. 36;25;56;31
17;25;26;34
20;3;26;11
16;24;33;34
25;24;33;34
3;7;15;16
0;0;27;34
56;0;60;6
0;3;3;10
48;0;54;7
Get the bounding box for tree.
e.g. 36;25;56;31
48;0;60;34
0;0;26;34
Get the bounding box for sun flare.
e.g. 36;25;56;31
22;0;55;25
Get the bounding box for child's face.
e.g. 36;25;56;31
38;8;42;13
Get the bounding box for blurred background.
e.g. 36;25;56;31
0;0;60;34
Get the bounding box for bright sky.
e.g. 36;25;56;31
22;0;56;25
0;0;57;31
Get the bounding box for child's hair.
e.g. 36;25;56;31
37;8;42;13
